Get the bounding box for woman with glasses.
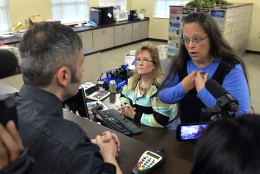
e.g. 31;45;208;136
158;13;250;123
116;42;179;129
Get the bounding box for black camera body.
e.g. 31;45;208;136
200;93;238;122
0;94;18;128
176;96;238;141
176;79;240;141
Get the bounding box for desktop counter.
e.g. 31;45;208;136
100;92;195;163
0;82;194;174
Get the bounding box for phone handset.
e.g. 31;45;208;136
132;149;167;174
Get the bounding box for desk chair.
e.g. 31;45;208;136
0;50;18;78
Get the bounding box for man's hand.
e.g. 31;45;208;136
101;131;120;153
96;135;117;159
91;131;120;153
96;134;123;174
0;121;24;170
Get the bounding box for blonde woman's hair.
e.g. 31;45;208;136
130;42;165;90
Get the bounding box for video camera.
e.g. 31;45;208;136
176;79;240;141
0;94;18;128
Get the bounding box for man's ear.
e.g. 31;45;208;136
57;66;71;88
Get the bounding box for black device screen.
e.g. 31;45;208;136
63;88;89;119
176;123;208;141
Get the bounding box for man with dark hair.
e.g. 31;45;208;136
192;114;260;174
10;22;122;174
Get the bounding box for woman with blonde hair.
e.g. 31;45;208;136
116;42;179;130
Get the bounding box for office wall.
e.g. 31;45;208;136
228;0;260;52
9;0;51;27
131;0;169;41
89;0;99;10
7;0;259;52
131;0;260;52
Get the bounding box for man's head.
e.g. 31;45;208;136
192;114;260;174
19;22;84;100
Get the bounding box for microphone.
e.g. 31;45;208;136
205;79;230;99
0;50;18;78
205;79;239;113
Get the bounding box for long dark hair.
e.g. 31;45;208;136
159;13;249;91
192;114;260;174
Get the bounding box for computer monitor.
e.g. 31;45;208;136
91;6;114;25
63;88;89;119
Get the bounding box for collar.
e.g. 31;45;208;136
19;84;63;117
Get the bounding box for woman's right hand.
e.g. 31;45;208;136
181;70;197;93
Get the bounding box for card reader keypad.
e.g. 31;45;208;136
137;151;162;171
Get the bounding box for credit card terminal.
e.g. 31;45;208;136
132;149;166;174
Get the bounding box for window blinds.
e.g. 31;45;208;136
154;0;191;18
51;0;89;25
0;0;10;32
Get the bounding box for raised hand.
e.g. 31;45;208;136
0;121;24;170
181;70;197;93
195;70;209;93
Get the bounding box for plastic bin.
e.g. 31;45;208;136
157;45;168;60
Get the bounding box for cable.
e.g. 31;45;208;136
251;106;255;115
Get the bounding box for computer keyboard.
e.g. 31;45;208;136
93;109;143;136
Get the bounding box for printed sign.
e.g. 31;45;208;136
197;8;210;14
210;10;225;32
169;28;181;35
170;7;182;15
182;8;196;14
168;47;179;55
169;15;182;22
168;41;180;49
210;10;225;18
169;34;180;42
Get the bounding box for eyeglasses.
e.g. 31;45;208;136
181;36;208;45
135;58;154;64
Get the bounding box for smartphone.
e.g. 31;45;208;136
176;123;208;141
0;94;18;128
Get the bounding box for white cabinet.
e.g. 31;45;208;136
78;30;93;48
141;21;149;40
133;21;149;42
114;24;133;46
93;29;103;51
93;27;115;51
124;23;133;44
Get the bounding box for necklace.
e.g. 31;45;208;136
139;83;147;92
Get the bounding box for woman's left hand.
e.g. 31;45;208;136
195;70;209;93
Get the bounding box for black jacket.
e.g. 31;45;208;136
9;84;115;174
